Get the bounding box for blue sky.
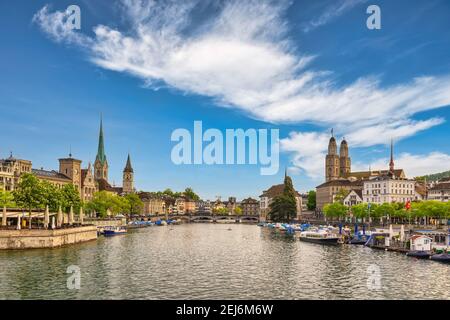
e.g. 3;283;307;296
1;0;450;200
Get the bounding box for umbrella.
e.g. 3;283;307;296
362;224;366;235
354;223;358;236
389;224;394;238
57;206;63;227
2;205;6;227
17;215;21;230
51;216;55;229
79;206;84;225
400;224;405;242
69;206;74;225
44;205;49;229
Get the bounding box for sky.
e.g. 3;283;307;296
1;0;450;200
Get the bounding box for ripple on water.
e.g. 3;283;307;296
0;224;448;299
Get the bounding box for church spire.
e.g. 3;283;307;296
124;153;133;173
389;139;395;174
96;115;107;165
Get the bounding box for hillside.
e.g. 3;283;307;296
416;170;450;182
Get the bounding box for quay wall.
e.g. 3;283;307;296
84;218;126;227
0;226;98;250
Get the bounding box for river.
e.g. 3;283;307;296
0;224;448;299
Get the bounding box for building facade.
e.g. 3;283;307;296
139;192;166;215
0;154;32;191
428;179;450;202
241;197;259;216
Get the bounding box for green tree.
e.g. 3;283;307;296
86;191;112;217
268;175;298;222
0;188;15;208
234;206;243;216
213;207;229;215
61;184;81;212
183;187;200;201
323;202;348;220
306;190;316;211
351;203;368;219
13;173;45;229
124;193;144;215
41;181;63;212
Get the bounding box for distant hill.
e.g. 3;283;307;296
416;170;450;182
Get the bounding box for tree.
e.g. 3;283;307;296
351;203;368;219
61;184;81;212
334;189;349;203
124;193;143;215
0;188;15;208
234;206;243;216
86;191;112;217
306;190;316;211
323;202;348;220
268;175;298;223
41;181;63;212
213;207;229;215
13;173;45;229
183;187;200;201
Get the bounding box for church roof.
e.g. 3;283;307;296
260;183;301;198
343;169;405;180
97;178;122;194
32;169;71;181
316;179;363;189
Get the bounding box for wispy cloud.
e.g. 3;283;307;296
302;0;368;33
33;0;450;179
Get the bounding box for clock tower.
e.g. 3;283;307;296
122;154;134;194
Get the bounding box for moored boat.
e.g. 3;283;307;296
430;253;450;263
103;227;127;236
406;250;431;259
299;229;340;245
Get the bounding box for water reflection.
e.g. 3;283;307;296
0;224;448;299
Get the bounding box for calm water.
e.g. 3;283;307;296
0;224;449;300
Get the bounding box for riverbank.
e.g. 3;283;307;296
0;226;97;249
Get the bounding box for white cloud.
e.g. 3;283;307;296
302;0;368;33
33;0;450;130
33;1;450;179
354;152;450;177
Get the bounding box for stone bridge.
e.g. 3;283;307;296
152;214;260;223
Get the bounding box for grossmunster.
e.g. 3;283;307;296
0;118;134;201
316;132;426;211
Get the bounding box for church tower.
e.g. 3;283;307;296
122;153;134;194
339;138;351;177
94;116;108;182
325;129;340;181
59;152;82;193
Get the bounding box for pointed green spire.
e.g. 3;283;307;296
96;115;107;165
